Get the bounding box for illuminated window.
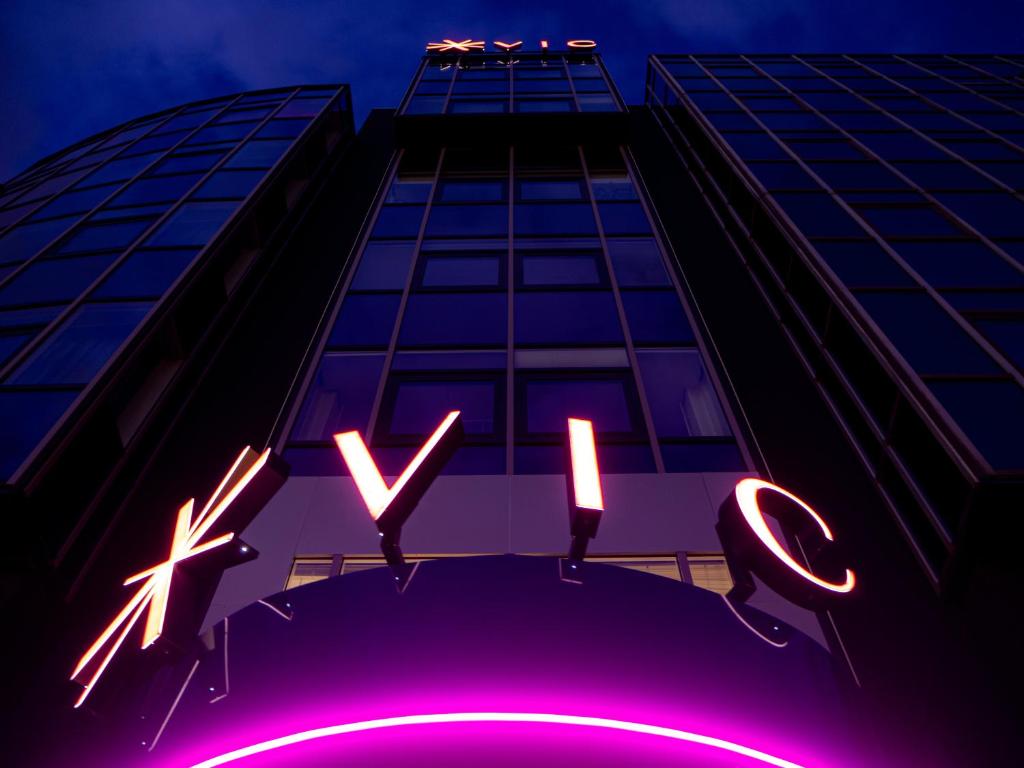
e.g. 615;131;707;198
684;554;734;595
285;557;337;590
588;555;681;581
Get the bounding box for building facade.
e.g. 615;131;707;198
3;48;1020;768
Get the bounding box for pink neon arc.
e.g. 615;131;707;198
568;418;603;511
186;712;808;768
333;411;461;521
71;447;270;708
734;479;855;594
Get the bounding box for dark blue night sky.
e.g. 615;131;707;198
2;0;1022;179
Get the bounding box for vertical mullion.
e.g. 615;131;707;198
506;146;515;477
562;55;580;112
577;146;666;473
620;144;758;472
442;60;459;114
364;149;446;444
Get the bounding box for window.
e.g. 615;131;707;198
350;242;416;290
518;180;585;201
425;205;507;237
808;162;906;191
598;203;652;235
193;170;264;200
225;141;290;169
637;350;731;437
515;204;596;236
152;151;227;175
399;293;507;347
975;319;1024;370
0;253;118;306
92;249;198;299
55;218;155;254
590;176;638;200
385;178;432;204
518;375;642;437
382;376;502;438
812;240;914;288
437;179;506;203
29;185;118;220
773;193;865;237
186;122;257;145
448;99;508;114
622;291;694;345
928;380;1024;470
146;202;239;247
109;174;203;207
856;205;961;238
684;554;734;594
519;250;603;287
515;99;574;113
0;218;78;264
80;154;159;186
855;291;1001;375
370;205;426;239
290;353;384;440
0;390;80;479
327;293;401;349
893;241;1024;288
418;252;502;289
8;302;152;385
515;292;623;345
255;119;310;140
934;193;1024;239
285;557;335;590
607;239;671;287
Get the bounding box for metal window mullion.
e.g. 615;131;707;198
364;149;446;444
744;56;1024;390
901;55;1024;119
270;150;404;453
577;146;666;473
561;56;581;112
442;60;459;114
0;92;263;382
682;57;1009;474
620;143;758;471
506;146;515;475
847;56;1024;177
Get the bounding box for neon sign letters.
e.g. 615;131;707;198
718;479;856;610
426;38;597;53
71;446;287;708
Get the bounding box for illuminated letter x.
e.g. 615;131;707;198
426;39;485;53
71;447;271;708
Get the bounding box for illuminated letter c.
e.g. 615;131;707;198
733;478;855;595
566;39;597;49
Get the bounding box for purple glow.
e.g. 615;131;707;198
186;712;811;768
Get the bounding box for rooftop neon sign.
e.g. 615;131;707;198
426;38;597;53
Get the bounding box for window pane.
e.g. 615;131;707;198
894;241;1024;288
661;442;745;472
928;380;1024;470
371;206;426;239
29;185;117;220
387;379;498;436
590;176;638;200
55;218;155;254
0;253;118;306
0;219;77;264
607;239;670;286
638;350;731;437
400;293;507;347
855;291;1001;375
975;319;1024;370
0;390;80;479
518;180;585;201
812;240;915;288
425;205;508;237
92;249;198;299
515;204;596;236
385;178;432;204
225;140;290;169
773;193;865;237
350;242;415;290
522;377;638;434
8;302;152;385
516;292;623;345
328;293;401;349
193;170;265;200
520;251;602;286
81;153;159;185
146;201;240;247
290;353;384;440
151;151;227;175
622;290;694;344
598;203;652;235
437;180;506;203
109;174;203;207
420;253;502;288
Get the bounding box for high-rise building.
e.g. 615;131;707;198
3;47;1019;768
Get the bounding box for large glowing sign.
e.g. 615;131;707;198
186;712;808;768
566;418;604;563
426;38;598;53
718;479;855;609
71;446;287;708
